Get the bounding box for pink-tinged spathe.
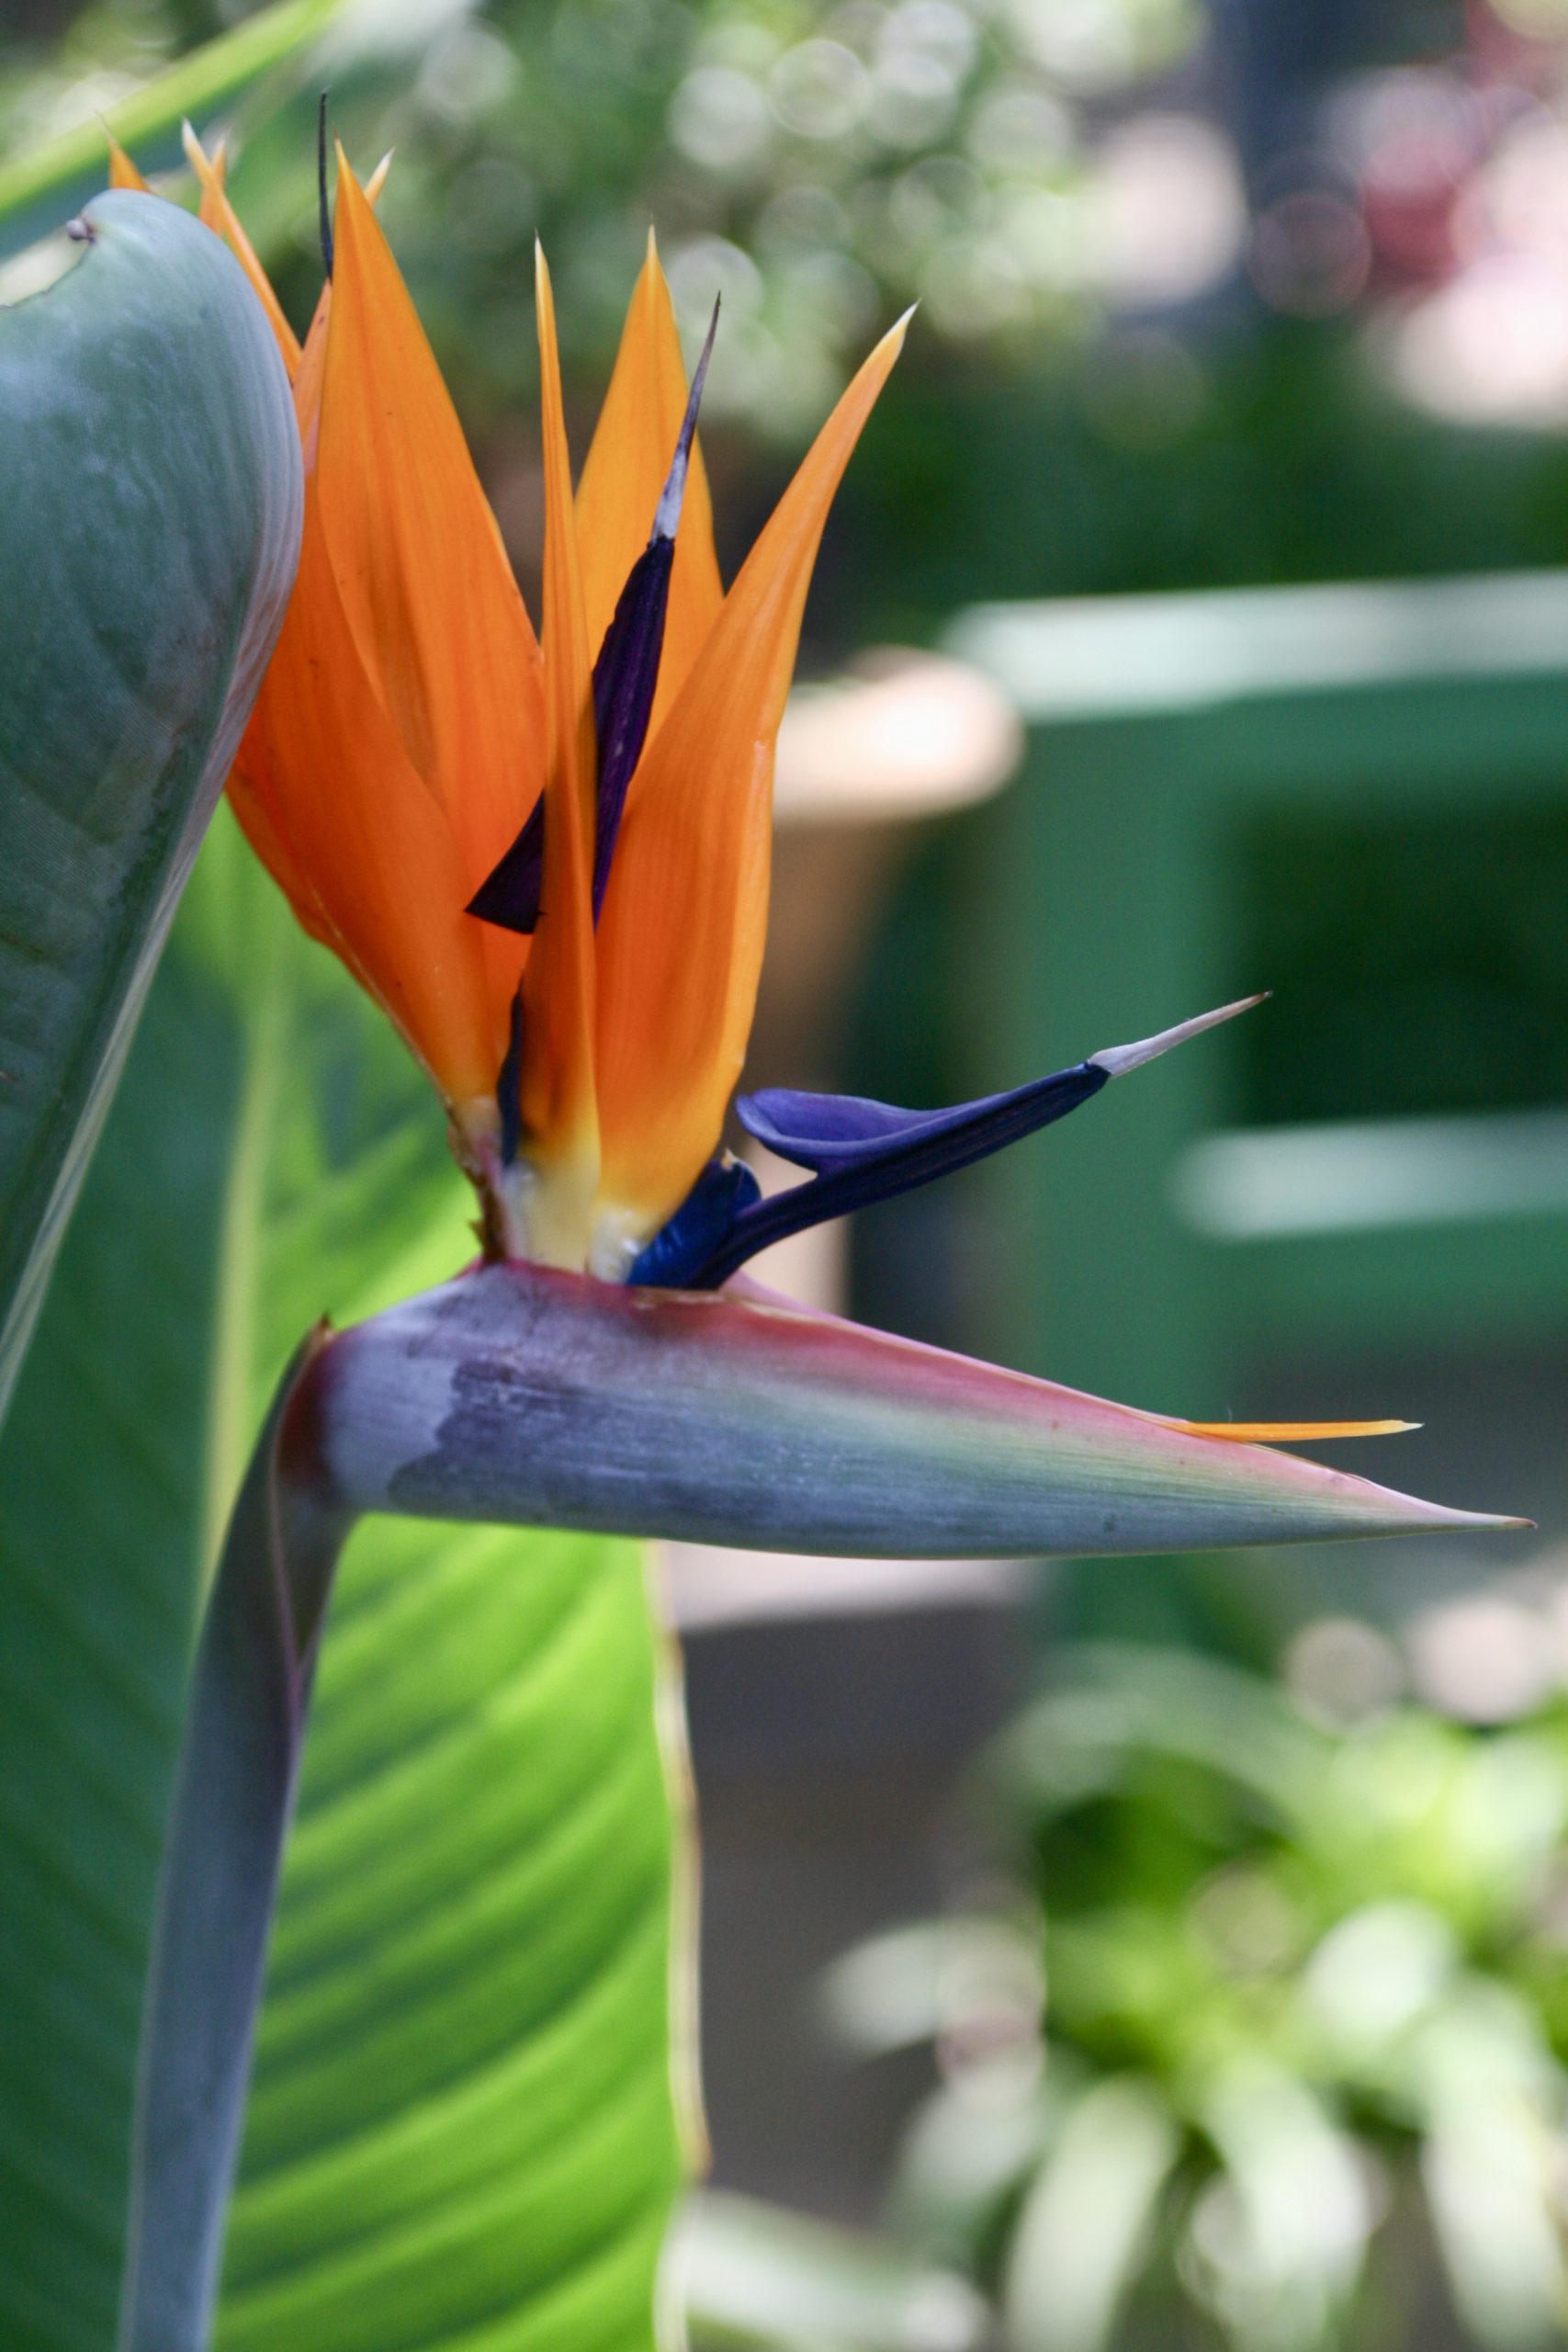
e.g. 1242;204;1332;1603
288;1264;1523;1555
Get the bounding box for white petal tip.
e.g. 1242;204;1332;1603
1091;992;1269;1080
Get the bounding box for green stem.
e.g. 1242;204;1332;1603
118;1332;350;2352
0;0;344;252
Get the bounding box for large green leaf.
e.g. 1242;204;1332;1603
0;813;685;2352
217;1506;685;2352
0;191;301;1419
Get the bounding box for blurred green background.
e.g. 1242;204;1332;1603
7;0;1568;2344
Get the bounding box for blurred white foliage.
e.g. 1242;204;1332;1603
1301;1898;1460;2057
1393;251;1568;426
1284;1615;1406;1727
1409;1588;1563;1720
1186;2067;1372;2352
1003;2077;1179;2352
1416;1986;1568;2347
1089;113;1245;303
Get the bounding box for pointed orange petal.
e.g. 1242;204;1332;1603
291;153;397;459
289;155;388;465
180;121;301;377
292;283;332;464
1174;1419;1418;1443
591;317;909;1251
514;245;600;1262
576;232;722;727
106;131;149;191
231;478;510;1122
317;156;545;987
226;764;340;960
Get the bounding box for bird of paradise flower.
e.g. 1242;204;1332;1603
101;120;1525;1524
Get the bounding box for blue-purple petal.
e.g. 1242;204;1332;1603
635;1060;1110;1290
739;1065;1109;1171
628;1156;761;1287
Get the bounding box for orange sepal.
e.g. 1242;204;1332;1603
180;121;301;377
231;476;509;1119
513;245;601;1259
317;159;544;902
106;132;149;191
576;232;723;724
291;164;393;466
591;315;909;1247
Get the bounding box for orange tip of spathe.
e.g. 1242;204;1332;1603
105;127;150;191
1174;1418;1419;1442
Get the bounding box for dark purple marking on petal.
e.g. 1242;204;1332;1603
497;987;525;1165
588;532;675;916
467;798;545;935
467;298;721;938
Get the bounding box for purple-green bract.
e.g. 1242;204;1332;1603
287;1261;1519;1555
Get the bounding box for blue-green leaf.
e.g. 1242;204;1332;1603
0;192;301;1419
